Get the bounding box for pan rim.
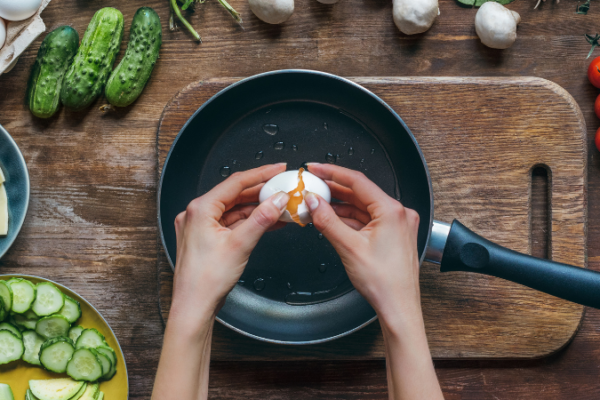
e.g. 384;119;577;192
157;69;434;344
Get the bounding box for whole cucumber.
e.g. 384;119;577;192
105;7;162;107
26;26;79;118
60;7;124;111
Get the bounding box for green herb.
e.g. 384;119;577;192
168;0;242;42
577;0;591;14
586;33;600;58
456;0;515;6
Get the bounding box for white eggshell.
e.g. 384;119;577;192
0;18;5;50
259;169;331;225
0;0;42;21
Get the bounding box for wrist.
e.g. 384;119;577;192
168;295;218;335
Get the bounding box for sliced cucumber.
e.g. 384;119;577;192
66;348;103;381
13;309;39;330
96;345;117;380
66;383;87;400
32;283;64;317
22;330;45;365
39;337;75;373
76;383;98;400
95;351;112;380
0;322;22;339
0;282;12;313
0;383;14;400
0;299;6;322
95;392;103;400
58;296;80;323
0;330;24;364
25;389;38;400
68;325;84;343
35;315;71;339
75;328;105;349
8;279;36;313
29;379;85;400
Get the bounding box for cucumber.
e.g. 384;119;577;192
75;328;105;349
95;351;112;380
60;7;124;110
0;330;24;364
0;322;22;339
0;281;13;312
35;315;71;339
76;383;97;400
0;298;6;322
26;26;80;118
8;279;36;313
66;383;86;400
25;389;38;400
29;379;85;400
13;309;39;330
32;282;65;317
22;330;45;365
96;345;117;380
58;296;81;323
96;392;103;400
66;348;103;381
39;337;75;373
0;384;13;400
105;7;162;107
68;325;84;343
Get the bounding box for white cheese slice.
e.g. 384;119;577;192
0;184;7;235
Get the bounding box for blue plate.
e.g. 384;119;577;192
0;124;30;259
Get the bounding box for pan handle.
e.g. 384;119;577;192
426;219;600;309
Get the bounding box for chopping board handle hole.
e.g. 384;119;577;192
530;165;551;260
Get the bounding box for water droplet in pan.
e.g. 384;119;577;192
371;148;375;155
325;153;335;164
292;145;298;151
319;263;327;273
324;122;328;130
255;151;264;159
220;166;231;177
318;233;324;240
253;278;266;291
263;124;279;135
348;147;354;156
274;142;285;150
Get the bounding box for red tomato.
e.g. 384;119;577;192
595;127;600;152
588;57;600;88
595;94;600;119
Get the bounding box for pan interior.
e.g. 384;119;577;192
159;71;432;343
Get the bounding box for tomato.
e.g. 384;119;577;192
595;94;600;119
588;57;600;88
595;127;600;152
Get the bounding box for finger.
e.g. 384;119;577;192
307;163;391;217
305;192;358;250
205;163;287;217
232;184;264;207
327;181;367;211
230;192;290;254
339;217;366;231
331;203;372;225
228;219;287;231
221;204;257;227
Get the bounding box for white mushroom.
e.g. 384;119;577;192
475;2;520;49
249;0;294;24
392;0;439;35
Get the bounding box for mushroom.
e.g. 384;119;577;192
317;0;339;4
475;2;520;49
392;0;439;35
248;0;294;24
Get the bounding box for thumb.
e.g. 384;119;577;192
230;191;289;253
305;192;356;250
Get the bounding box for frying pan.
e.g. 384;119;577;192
159;70;600;344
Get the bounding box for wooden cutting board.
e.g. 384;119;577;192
156;77;586;360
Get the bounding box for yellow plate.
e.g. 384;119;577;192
0;275;128;399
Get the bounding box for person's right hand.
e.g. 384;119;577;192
305;163;422;324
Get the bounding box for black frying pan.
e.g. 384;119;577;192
159;70;600;344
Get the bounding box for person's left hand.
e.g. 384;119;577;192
170;163;289;324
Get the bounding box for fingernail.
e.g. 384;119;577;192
272;191;290;211
305;192;319;212
276;162;287;168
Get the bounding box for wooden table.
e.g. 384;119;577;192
1;0;599;398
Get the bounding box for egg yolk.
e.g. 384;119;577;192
287;168;306;227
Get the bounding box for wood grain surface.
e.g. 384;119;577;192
1;0;600;397
157;76;586;360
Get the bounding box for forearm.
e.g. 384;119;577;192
152;305;216;400
380;307;444;400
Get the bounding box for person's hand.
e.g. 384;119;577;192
305;163;421;324
170;163;289;323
